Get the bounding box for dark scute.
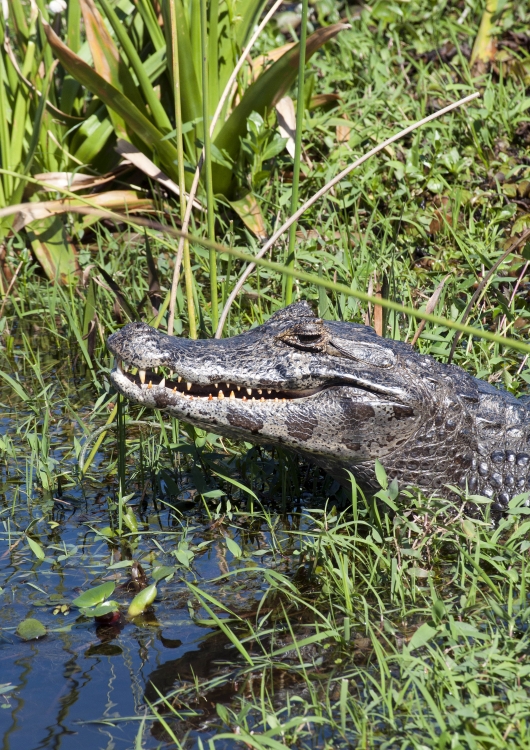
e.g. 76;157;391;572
154;392;172;408
468;475;478;492
227;411;264;434
516;453;530;466
341;402;376;421
393;405;414;419
478;462;489;477
498;492;510;506
506;450;516;463
491;451;504;464
287;415;317;442
505;474;515;487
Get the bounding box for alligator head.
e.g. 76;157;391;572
108;301;530;509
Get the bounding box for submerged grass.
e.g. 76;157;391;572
2;0;530;748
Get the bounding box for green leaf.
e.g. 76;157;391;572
17;618;47;641
27;215;79;284
228;193;268;241
0;371;33;405
408;622;437;651
152;565;177;582
41;19;185;187
72;581;116;608
174;549;194;568
127;583;157;617
80;600;119;618
226;537;242;558
374;459;388;490
96;0;172;132
79;0;143;140
213;22;348;195
27;537;45;561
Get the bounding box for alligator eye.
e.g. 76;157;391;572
278;322;329;352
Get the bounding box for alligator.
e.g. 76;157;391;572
107;301;530;511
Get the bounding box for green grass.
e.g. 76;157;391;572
1;0;530;748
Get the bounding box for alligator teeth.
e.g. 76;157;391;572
260;397;265;402
267;389;272;394
274;398;279;402
214;383;218;388
148;381;153;389
154;367;158;374
139;370;146;384
218;390;224;400
172;387;177;392
159;378;166;389
226;383;230;389
251;397;256;402
187;382;192;391
257;389;262;395
246;388;252;396
208;394;213;400
230;391;235;399
169;370;173;378
242;396;247;402
237;386;241;391
178;376;182;383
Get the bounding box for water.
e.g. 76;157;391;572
0;343;286;749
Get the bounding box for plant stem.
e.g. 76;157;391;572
200;0;218;331
167;0;197;339
284;0;308;306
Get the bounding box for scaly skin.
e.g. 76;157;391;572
107;301;530;510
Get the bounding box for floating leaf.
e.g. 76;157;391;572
226;537;242;559
152;565;177;582
80;600;119;618
17;618;47;641
27;537;45;561
127;583;157;617
72;581;116;608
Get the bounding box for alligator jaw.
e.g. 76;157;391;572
111;358;327;404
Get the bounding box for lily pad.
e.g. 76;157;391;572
17;618;47;641
72;581;116;608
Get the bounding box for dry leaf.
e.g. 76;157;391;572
275;96;296;158
410;275;450;346
1;190;155;232
116;140;203;209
